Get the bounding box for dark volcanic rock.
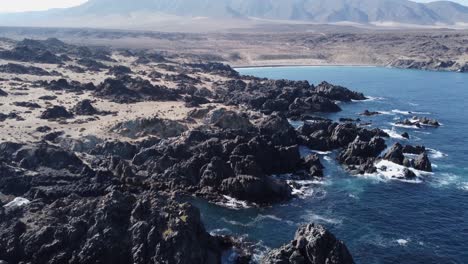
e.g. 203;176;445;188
360;110;381;116
304;154;324;177
315;81;366;101
42;79;96;92
186;62;239;77
0;46;62;64
0;63;53;76
206;109;254;132
112;117;188;139
414;153;432;172
77;58;109;71
262;223;354;264
38;95;57;101
95;76;178;103
220;175;292;204
72;99;99;115
0;88;7;97
257;114;297;146
402;145;426;155
414;117;440;127
338;136;386;174
12;102;41;109
40;106;73;120
289;95;341;113
0;191;224;264
108;65;132;76
35;126;52;133
397;117;440;128
383;143;405;165
43;131;64;141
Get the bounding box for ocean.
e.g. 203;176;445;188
191;66;468;264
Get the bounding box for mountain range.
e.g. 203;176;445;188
1;0;468;30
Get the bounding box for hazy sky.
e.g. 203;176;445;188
0;0;467;13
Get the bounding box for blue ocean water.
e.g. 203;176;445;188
191;67;468;264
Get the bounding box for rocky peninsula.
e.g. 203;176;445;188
0;38;439;263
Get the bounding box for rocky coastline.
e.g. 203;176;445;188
0;38;440;263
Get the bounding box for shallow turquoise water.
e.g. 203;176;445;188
192;67;468;264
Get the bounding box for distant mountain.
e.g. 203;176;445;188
1;0;468;30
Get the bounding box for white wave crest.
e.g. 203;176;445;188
359;160;433;183
352;96;384;102
391;122;420;129
302;211;343;225
219;195;251;209
396;239;410;246
392;109;430;115
427;148;448;159
459;183;468;191
383;129;407;140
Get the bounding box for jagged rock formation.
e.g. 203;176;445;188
262;223;354;264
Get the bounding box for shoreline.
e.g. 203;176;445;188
232;63;378;69
233;63;467;74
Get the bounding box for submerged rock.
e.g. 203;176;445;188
360;110;381;116
262;223;354;264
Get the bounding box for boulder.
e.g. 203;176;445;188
304;154;324;177
289;95;341;113
262;223;354;264
258;114;297;146
402;145;426;155
73;99;99;115
383;143;405;165
414;153;432;172
315;81;366;101
111;117;188;139
40;106;73;119
108;65;132;76
206;109;254;132
12;102;41;109
360;110;380;116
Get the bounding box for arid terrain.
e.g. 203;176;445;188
1;25;467;72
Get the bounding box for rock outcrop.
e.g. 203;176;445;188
73;99;99;115
262;223;354;264
40;106;74;120
95;76;178;103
